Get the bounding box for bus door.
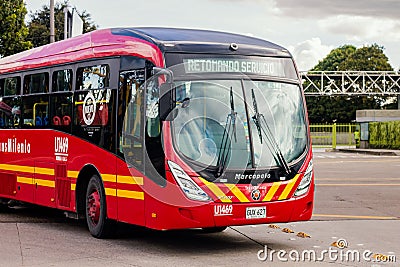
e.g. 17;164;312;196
117;69;145;225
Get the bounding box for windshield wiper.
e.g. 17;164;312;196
251;88;290;175
216;87;237;177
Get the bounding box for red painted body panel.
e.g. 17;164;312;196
0;130;117;214
116;160;145;226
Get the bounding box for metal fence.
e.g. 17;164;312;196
310;123;357;149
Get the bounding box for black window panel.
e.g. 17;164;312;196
52;70;73;92
120;56;146;71
23;73;49;94
143;68;166;185
1;77;21;97
0;79;3;96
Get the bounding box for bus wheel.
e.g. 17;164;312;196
85;175;111;238
0;199;9;212
201;226;227;233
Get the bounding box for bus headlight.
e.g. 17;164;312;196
168;161;211;202
294;159;313;196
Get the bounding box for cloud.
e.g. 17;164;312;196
273;0;400;20
288;38;333;71
319;15;400;42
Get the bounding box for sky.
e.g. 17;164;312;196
24;0;400;71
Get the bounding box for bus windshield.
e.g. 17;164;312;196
171;79;308;172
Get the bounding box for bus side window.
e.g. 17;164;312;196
76;65;109;90
0;79;4;96
73;88;115;151
144;71;166;184
0;97;21;129
52;70;72;92
21;96;49;128
50;93;73;130
23;73;49;94
50;70;73;131
4;77;20;96
146;78;160;138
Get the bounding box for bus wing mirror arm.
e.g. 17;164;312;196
152;67;173;83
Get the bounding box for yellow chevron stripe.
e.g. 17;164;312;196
117;189;144;200
117;175;144;185
102;174;116;183
200;178;231;203
35;167;54;176
278;174;300;200
17;176;34;185
35;179;55;188
105;188;117;197
263;182;281;201
67;170;79;179
0;164;34;173
225;184;250;202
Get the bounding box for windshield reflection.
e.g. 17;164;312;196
171;79;307;171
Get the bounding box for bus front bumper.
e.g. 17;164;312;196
145;185;314;230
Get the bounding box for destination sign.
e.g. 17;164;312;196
183;58;291;77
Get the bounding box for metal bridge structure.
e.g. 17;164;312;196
300;71;400;96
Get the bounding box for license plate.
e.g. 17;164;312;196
246;206;266;219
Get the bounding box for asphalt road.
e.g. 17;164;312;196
0;151;399;267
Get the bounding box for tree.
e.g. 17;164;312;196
27;0;97;48
338;44;393;71
306;44;393;123
312;45;356;71
0;0;32;57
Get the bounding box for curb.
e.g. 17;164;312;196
336;149;400;156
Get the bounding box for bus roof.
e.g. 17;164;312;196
0;27;291;74
112;27;289;55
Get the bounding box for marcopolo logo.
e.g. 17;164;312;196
235;173;270;180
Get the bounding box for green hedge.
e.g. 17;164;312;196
369;121;400;149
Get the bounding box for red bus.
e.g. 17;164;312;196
0;28;314;238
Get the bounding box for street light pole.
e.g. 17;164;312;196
398;95;400;109
64;6;69;39
50;0;55;43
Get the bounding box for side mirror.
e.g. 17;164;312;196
159;82;176;121
152;67;176;121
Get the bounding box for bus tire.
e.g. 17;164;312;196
201;226;227;233
0;204;8;212
85;175;112;238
